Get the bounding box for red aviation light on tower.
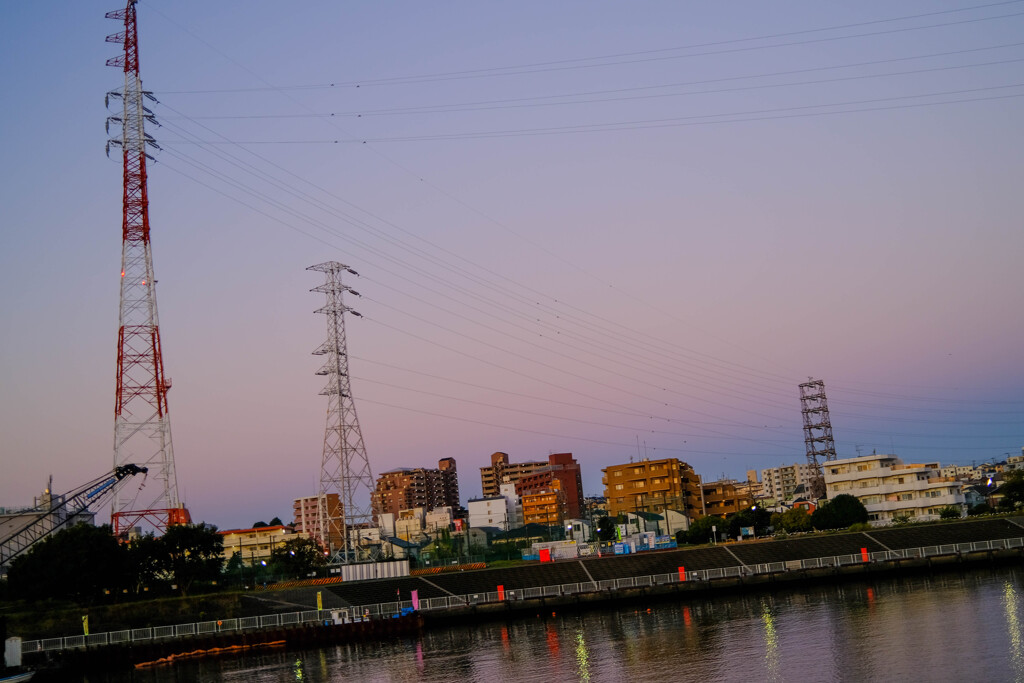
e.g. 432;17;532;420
105;0;188;537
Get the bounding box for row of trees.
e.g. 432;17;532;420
5;523;223;603
4;523;328;604
672;494;871;545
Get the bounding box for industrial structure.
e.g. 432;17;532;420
1;465;147;575
104;0;188;535
799;378;838;499
309;261;374;562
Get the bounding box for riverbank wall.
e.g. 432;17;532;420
17;517;1024;673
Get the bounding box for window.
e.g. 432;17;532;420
898;493;914;501
615;484;624;490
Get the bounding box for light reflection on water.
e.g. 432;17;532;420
73;566;1024;683
1007;580;1024;683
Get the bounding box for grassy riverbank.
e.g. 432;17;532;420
1;592;245;640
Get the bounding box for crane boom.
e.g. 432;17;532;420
0;464;148;573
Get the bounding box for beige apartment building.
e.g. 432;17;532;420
824;454;966;524
219;525;300;566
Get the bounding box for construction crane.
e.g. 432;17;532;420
0;464;148;573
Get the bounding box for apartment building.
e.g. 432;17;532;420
371;457;460;518
601;458;703;522
480;452;547;498
701;479;754;519
760;463;816;501
292;493;342;551
514;453;584;518
468;483;522;531
736;469;765;499
824;454;966;525
521;479;567;527
219;525;300;566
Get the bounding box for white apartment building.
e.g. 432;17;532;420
824;454;966;525
468;482;522;531
760;463;816;500
938;465;980;480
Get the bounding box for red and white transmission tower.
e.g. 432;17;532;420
309;262;374;563
105;0;189;535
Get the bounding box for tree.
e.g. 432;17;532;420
727;507;772;538
224;551;245;586
156;523;224;596
968;503;994;516
595;516;617;542
811;494;868;530
939;506;962;520
6;523;128;603
772;507;812;533
269;537;327;580
125;533;167;594
686;516;720;545
996;471;1024;511
269;517;284;527
252;521;268;528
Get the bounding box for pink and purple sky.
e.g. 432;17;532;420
2;1;1022;530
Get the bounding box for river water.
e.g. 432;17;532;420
73;566;1024;683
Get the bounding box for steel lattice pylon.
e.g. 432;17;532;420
105;1;187;535
799;378;838;499
309;262;374;563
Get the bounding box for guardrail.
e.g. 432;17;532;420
22;536;1023;654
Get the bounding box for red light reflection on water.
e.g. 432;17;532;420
546;623;560;656
683;606;693;628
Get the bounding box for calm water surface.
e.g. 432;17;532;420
76;566;1024;683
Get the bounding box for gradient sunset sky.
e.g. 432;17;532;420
1;1;1022;529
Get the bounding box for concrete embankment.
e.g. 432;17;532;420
18;517;1024;674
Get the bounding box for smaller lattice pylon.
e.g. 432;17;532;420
308;262;374;563
799;378;838;499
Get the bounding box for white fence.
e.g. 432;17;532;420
21;536;1023;654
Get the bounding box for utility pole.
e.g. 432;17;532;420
105;0;188;535
309;262;374;563
799;378;838;499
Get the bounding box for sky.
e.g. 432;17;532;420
1;1;1022;530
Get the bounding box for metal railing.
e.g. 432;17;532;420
21;536;1023;654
